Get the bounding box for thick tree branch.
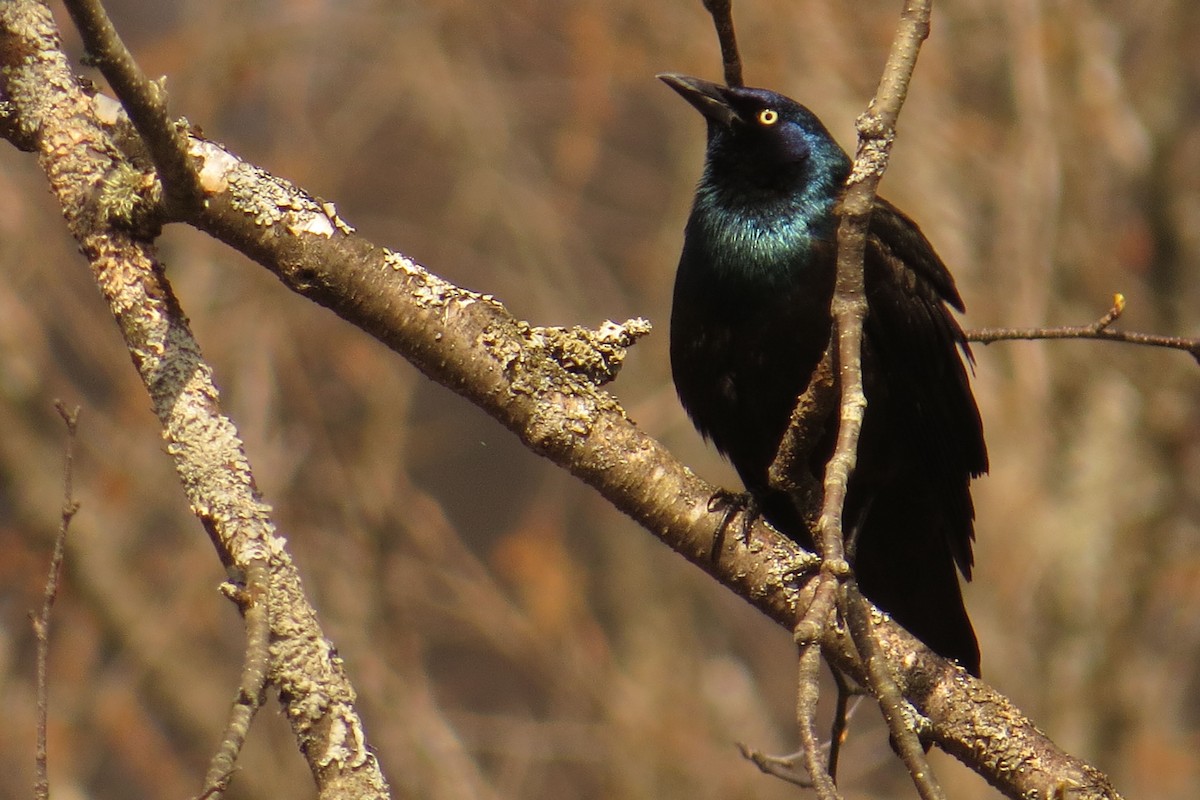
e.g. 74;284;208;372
175;126;1123;800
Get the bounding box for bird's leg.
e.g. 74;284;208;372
706;488;761;563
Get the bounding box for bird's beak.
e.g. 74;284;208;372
657;73;738;128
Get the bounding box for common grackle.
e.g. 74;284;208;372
660;73;988;676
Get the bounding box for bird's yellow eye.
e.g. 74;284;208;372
757;109;779;126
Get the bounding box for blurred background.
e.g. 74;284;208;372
2;0;1199;797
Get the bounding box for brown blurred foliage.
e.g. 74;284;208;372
2;0;1199;798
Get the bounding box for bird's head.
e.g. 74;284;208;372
658;73;850;204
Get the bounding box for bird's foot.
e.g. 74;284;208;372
706;489;760;563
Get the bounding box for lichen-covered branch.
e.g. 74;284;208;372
0;4;386;798
61;0;201;216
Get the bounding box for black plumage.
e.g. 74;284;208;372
660;73;987;675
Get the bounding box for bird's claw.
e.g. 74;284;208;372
706;488;761;563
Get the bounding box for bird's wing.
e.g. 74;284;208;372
863;198;989;576
869;197;966;312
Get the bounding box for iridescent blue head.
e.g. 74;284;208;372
659;73;852;258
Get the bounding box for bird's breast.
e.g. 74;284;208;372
669;249;835;485
689;199;834;286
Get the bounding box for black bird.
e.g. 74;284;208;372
660;73;988;675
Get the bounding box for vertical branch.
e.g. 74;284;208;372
818;0;937;791
32;402;81;800
783;0;934;791
821;0;932;587
796;645;844;800
703;0;744;86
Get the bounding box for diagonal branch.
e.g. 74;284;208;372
169;120;1125;800
61;0;200;216
1;4;387;798
842;582;945;800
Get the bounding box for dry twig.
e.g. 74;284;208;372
967;293;1200;364
766;0;941;793
197;560;271;800
796;642;843;799
703;0;743;87
737;742;812;788
61;0;200;216
32;402;81;800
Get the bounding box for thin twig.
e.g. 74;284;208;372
843;581;947;800
61;0;200;216
796;642;844;799
827;667;854;780
737;743;813;788
703;0;744;87
823;0;931;575
810;0;937;634
791;561;841;793
966;293;1200;365
824;4;935;793
736;678;859;790
33;402;81;800
197;560;271;800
